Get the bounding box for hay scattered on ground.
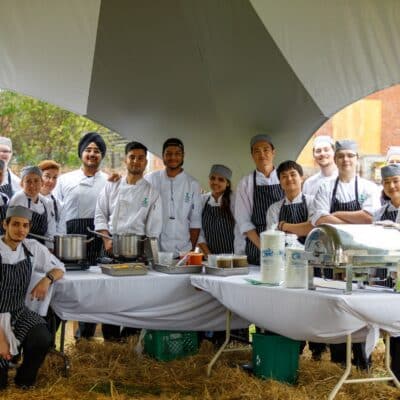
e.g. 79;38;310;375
1;336;399;399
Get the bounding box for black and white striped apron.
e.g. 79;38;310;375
66;218;102;264
0;193;9;234
0;170;13;199
278;195;308;244
246;171;284;265
28;199;48;241
50;194;59;223
0;243;46;369
202;196;235;254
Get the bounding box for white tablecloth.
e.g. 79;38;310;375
191;269;400;355
51;267;248;331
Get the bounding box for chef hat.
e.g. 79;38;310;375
335;139;358;154
209;164;232;181
162;138;184;153
386;146;400;162
78;132;107;159
21;166;42;180
0;137;12;150
250;134;274;151
381;164;400;179
6;205;33;221
313;135;334;148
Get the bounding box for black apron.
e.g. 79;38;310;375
50;194;59;223
0;170;13;199
66;218;102;264
0;243;46;369
245;171;284;265
202;196;234;254
0;193;9;234
278;195;308;244
28;198;48;242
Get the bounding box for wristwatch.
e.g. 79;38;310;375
46;272;55;285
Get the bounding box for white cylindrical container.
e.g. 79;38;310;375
260;229;285;285
285;243;308;289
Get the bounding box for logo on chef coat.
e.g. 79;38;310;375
184;192;191;203
142;197;148;207
358;194;367;204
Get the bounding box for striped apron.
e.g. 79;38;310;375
0;170;13;199
278;195;308;244
50;194;59;223
246;171;284;265
28;199;48;244
202;196;235;254
66;218;102;264
0;243;46;369
0;193;9;234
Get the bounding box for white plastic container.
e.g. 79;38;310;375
260;229;285;285
285;238;307;289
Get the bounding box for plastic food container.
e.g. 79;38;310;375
158;252;174;265
188;252;203;265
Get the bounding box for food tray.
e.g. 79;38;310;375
100;263;148;276
153;264;203;274
205;266;249;276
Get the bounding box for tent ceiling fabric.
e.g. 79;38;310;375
0;1;399;185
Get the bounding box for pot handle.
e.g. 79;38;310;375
28;233;54;243
86;227;112;240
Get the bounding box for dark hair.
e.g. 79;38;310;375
277;160;303;179
381;189;391;202
220;182;235;222
125;141;147;155
162;138;184;154
4;217;31;225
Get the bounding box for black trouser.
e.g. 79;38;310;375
390;337;400;380
330;342;371;369
76;322;123;341
0;324;52;388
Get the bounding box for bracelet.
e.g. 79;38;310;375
46;272;55;285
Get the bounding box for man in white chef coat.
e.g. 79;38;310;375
310;139;381;369
0;137;20;198
95;141;162;250
235;134;284;265
145;138;202;257
54;132;112;340
302;135;338;197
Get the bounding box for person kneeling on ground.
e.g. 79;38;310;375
0;205;65;390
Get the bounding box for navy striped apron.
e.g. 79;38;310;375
202;196;234;254
278;195;308;244
66;218;102;264
0;193;9;234
28;199;48;243
0;170;13;199
246;171;284;265
50;195;59;223
0;243;46;369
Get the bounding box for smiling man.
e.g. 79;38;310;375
145;138;202;256
235;134;284;265
302;135;338;197
0;205;64;390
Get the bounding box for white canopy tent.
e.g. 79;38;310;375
0;0;399;185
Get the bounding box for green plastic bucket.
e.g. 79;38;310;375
252;333;301;384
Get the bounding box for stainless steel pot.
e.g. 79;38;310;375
29;233;94;261
87;228;145;258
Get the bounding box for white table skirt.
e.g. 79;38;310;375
50;267;249;331
190;269;400;355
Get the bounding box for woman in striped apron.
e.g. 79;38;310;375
373;164;400;379
198;164;236;256
0;205;64;389
8;166;56;247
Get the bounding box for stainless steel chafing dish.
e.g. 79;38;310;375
304;224;400;293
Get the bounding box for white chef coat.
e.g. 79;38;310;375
54;169;108;234
1;168;20;195
145;169;202;256
9;190;57;242
95;177;162;237
373;202;400;223
42;193;63;234
198;192;246;254
310;176;381;226
0;238;65;272
235;169;280;234
266;193;314;230
302;170;338;197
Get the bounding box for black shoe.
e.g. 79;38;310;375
241;363;254;374
0;368;8;390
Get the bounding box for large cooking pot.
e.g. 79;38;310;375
29;233;94;261
87;228;145;258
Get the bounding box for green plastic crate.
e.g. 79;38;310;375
252;333;301;384
144;330;199;361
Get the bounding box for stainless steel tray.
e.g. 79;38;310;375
100;263;148;276
205;266;249;276
153;263;203;274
